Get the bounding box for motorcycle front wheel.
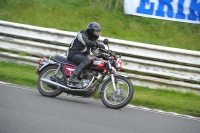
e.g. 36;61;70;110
100;76;134;109
37;65;63;97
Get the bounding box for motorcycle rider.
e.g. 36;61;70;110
67;22;106;84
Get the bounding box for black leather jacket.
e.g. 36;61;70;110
67;30;109;60
68;30;97;56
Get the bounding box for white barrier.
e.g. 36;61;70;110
0;20;200;94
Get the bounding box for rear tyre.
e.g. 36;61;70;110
100;76;134;109
37;65;63;97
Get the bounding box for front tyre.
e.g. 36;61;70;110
100;76;134;109
37;65;63;97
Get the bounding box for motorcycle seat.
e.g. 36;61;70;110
52;55;77;66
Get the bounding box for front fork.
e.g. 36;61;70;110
108;60;117;91
111;74;117;91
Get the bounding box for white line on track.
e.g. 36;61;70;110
1;81;200;122
0;81;10;84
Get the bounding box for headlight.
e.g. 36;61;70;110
115;58;123;70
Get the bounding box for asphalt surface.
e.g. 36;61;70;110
0;83;200;133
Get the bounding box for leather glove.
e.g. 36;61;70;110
94;42;99;47
98;43;105;49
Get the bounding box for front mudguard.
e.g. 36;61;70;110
104;74;129;83
36;60;59;75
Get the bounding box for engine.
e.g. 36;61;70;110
80;70;98;80
79;70;98;87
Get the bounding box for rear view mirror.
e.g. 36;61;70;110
103;38;109;45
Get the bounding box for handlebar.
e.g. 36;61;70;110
100;48;117;60
97;38;119;60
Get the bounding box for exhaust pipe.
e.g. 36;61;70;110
41;78;70;90
40;77;95;91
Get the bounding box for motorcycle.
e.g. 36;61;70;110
36;38;134;109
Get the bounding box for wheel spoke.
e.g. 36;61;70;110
104;79;130;106
40;69;63;93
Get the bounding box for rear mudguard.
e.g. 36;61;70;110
36;60;59;75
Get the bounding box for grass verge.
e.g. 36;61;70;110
0;0;200;51
0;61;199;117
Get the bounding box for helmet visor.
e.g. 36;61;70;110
94;30;101;36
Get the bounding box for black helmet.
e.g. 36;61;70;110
86;22;101;40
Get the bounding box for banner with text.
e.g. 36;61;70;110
124;0;200;24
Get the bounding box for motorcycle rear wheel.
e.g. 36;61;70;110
37;65;63;97
100;76;134;109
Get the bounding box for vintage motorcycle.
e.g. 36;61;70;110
36;38;134;109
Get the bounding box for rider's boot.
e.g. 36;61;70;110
69;58;91;83
69;74;81;84
69;57;91;87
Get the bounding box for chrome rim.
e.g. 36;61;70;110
103;79;130;105
40;69;63;93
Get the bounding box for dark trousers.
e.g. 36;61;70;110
68;53;91;77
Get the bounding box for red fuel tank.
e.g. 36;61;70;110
91;59;106;69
